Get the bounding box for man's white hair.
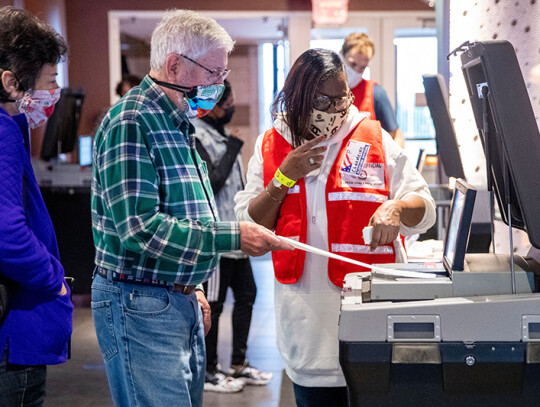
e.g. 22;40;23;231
150;9;235;71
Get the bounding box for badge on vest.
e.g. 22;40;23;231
340;140;370;176
340;140;385;189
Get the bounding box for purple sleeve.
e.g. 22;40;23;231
0;118;64;295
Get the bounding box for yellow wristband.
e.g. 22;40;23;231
274;168;296;188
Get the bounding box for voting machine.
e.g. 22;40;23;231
339;41;540;406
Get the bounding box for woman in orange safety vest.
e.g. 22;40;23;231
234;48;435;407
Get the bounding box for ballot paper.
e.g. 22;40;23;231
362;226;373;245
276;235;438;279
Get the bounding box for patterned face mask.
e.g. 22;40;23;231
182;84;225;119
149;76;224;120
16;88;61;128
308;108;349;140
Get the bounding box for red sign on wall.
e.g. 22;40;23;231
312;0;349;25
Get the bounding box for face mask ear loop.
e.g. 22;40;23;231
0;96;16;103
184;88;197;99
149;75;197;99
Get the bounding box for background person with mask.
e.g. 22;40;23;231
0;6;73;406
341;32;405;147
235;48;435;407
91;9;291;407
193;80;272;394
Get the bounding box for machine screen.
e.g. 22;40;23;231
443;179;476;273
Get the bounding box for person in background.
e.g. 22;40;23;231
341;33;405;147
0;6;73;406
115;74;142;98
235;48;435;407
91;10;291;407
193;80;272;394
94;75;143;132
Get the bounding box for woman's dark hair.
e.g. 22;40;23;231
272;48;344;148
217;79;232;107
115;74;142;97
0;6;68;101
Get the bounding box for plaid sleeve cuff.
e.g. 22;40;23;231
214;221;241;253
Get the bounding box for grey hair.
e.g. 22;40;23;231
150;9;235;71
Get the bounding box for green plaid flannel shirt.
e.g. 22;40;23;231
91;75;240;285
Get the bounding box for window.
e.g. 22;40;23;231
394;29;437;158
259;42;286;133
310;28;371;80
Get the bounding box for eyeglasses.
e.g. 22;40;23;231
313;92;354;112
179;54;231;81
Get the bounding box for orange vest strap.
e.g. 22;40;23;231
352;80;377;120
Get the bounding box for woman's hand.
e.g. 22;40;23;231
368;196;427;250
368;200;402;250
279;136;326;181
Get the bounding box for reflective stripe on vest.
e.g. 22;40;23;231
328;191;387;203
331;244;394;255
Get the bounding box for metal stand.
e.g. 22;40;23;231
481;85;516;293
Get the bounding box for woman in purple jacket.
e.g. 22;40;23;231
0;7;73;406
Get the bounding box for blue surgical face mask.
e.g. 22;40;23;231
149;76;224;119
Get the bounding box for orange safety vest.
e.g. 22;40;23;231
352;79;377;120
262;118;396;288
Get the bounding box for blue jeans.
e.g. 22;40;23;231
293;382;349;407
91;274;206;407
0;347;47;407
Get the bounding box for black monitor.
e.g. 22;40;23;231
41;88;85;161
460;41;540;249
443;179;477;274
422;74;466;180
415;148;427;173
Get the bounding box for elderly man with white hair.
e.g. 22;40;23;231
90;9;291;407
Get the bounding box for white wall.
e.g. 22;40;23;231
448;0;540;187
448;0;540;254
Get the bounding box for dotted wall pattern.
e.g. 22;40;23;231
448;0;539;186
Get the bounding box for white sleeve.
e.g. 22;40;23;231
234;133;265;222
382;131;436;236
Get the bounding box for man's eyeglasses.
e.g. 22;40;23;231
313;92;354;112
179;54;231;81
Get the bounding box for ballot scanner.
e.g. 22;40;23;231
367;179;537;302
338;41;540;406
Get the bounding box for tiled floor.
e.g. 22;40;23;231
45;255;295;407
